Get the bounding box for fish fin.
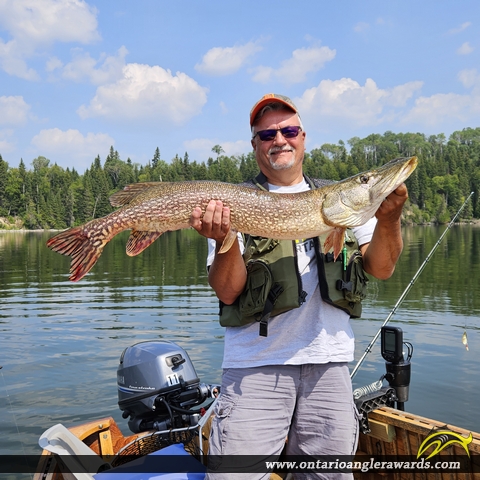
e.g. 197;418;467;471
126;230;163;256
323;227;346;259
218;228;238;254
109;182;164;207
46;226;104;282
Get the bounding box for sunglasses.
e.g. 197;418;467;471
252;125;302;142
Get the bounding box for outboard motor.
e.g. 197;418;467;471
117;340;217;434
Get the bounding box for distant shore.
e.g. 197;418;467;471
0;228;62;232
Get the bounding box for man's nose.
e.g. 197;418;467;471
272;130;288;144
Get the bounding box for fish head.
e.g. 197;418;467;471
322;156;418;227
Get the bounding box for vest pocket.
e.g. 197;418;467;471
239;260;274;318
344;252;368;303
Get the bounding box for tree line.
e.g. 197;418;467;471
0;127;479;230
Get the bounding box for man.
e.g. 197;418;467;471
190;94;408;479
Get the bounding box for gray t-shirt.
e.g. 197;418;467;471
207;179;376;369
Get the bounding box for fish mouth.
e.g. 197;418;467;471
370;156;418;197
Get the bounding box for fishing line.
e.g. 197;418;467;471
351;191;474;380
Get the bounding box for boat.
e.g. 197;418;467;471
355;406;480;479
31;340;480;479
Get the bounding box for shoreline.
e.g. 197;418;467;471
0;229;63;232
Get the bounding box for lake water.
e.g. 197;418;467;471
1;226;479;460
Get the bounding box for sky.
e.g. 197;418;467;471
0;0;479;173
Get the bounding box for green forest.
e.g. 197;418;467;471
1;127;480;230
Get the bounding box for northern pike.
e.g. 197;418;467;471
47;156;417;282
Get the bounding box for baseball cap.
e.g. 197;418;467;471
249;93;299;126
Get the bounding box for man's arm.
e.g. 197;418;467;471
190;200;247;305
360;184;409;280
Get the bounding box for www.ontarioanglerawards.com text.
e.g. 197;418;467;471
265;457;461;474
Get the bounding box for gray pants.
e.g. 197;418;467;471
206;363;359;480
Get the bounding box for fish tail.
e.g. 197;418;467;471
46;226;105;282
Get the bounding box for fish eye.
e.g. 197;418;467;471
360;175;369;184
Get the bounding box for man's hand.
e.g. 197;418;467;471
363;183;409;280
190;199;246;304
190;200;231;243
375;183;409;224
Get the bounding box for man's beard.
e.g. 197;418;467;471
268;146;296;170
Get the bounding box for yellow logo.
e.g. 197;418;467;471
417;429;473;459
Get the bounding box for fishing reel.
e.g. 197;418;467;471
381;326;413;410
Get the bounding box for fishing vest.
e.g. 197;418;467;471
219;173;369;336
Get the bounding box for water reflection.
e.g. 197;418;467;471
0;226;479;457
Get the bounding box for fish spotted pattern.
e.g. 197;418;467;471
47;156;418;281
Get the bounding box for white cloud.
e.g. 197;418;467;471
0;39;39;80
0;95;31;125
219;101;228;114
401;93;476;126
0;129;15;153
354;22;370;33
448;22;472;35
45;56;63;72
184;138;250;160
457;42;474;55
278;46;336;84
252;45;336;84
387;82;425;107
251;65;274;83
0;0;100;45
77;63;208;125
296;77;423;126
401;71;480;127
458;68;480;89
220;140;251;157
0;0;100;79
58;46;128;85
31;128;114;169
195;42;261;76
183;138;215;160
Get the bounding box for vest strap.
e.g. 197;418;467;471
258;283;284;337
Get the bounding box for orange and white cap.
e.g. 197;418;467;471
249;93;299;126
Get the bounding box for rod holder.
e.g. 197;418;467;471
385;361;411;406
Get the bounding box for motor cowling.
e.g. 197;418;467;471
117;340;213;433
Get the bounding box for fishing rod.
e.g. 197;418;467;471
350;191;474;380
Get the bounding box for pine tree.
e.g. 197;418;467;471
0;155;9;215
152;147;161;168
